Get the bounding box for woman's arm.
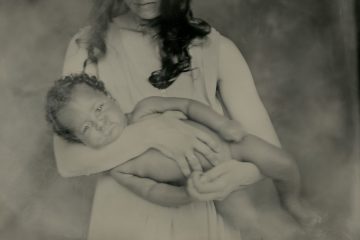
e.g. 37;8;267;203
109;145;193;207
110;169;192;207
218;36;281;147
54;112;220;177
54;120;153;177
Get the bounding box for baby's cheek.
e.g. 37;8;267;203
85;132;105;148
107;127;122;144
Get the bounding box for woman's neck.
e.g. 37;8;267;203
125;10;159;34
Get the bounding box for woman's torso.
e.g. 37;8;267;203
87;13;240;240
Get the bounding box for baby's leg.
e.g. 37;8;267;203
216;183;306;240
229;134;322;227
114;148;213;184
215;187;264;240
115;148;185;183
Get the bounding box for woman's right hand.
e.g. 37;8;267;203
144;112;220;176
186;161;263;201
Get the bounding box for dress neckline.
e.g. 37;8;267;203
113;11;156;36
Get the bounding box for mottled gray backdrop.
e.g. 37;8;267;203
0;0;358;239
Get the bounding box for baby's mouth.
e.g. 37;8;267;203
103;124;115;136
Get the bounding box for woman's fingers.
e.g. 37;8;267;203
193;141;219;166
201;161;235;181
149;116;224;175
187;177;205;200
190;128;221;167
191;172;227;194
187;161;263;202
185;152;203;172
173;156;191;177
194;130;220;153
187;176;226;201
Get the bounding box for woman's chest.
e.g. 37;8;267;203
118;31;161;77
103;30;207;110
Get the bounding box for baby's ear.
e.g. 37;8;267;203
162;111;187;120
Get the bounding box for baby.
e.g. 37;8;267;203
46;73;321;229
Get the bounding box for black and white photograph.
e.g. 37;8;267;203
0;0;358;239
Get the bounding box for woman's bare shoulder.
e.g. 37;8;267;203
196;28;242;59
218;33;242;56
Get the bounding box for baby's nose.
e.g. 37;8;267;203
95;118;107;130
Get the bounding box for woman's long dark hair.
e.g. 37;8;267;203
87;0;210;89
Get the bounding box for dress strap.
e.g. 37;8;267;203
200;28;225;115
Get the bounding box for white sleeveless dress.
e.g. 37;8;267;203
62;13;241;240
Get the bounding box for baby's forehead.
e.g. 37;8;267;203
71;83;106;98
65;86;105;112
57;103;84;127
59;85;100;116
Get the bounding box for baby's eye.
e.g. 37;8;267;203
95;103;105;113
82;124;91;134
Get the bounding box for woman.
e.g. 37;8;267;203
56;0;299;239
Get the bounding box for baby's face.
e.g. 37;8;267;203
57;84;126;148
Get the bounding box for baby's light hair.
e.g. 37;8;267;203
45;73;109;143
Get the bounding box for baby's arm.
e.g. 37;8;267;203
131;96;245;141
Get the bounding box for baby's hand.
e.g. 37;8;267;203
218;120;246;142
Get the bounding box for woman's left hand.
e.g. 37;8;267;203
187;161;263;201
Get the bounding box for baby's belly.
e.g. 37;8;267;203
118;120;231;184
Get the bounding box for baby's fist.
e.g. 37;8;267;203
219;120;245;142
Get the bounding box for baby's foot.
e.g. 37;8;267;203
284;198;323;228
219;120;245;142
